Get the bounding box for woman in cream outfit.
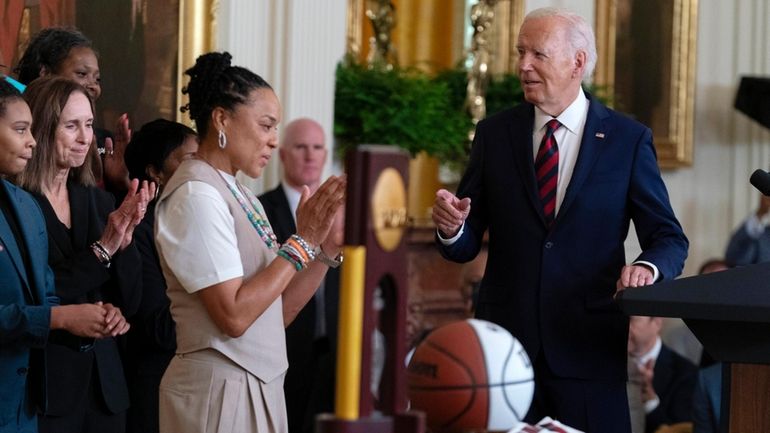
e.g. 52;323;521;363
155;52;345;433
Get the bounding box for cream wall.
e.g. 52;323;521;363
662;0;769;276
215;0;348;193
215;0;770;277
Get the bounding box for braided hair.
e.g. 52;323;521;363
181;52;272;138
14;27;95;85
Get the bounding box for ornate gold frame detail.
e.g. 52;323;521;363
594;0;698;168
176;0;219;123
488;0;525;75
345;0;523;74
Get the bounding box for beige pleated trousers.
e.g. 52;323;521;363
159;349;288;433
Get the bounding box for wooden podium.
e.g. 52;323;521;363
618;263;770;433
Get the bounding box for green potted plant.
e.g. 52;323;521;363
333;59;471;163
334;59;474;225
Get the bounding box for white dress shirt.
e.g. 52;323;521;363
532;89;589;215
631;337;662;413
281;182;301;224
281;181;327;338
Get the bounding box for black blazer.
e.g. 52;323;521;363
123;201;175;433
34;182;142;416
439;94;689;382
259;185;339;433
646;344;698;433
259;185;340;349
124;202;175;364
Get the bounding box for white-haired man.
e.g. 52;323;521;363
432;8;688;432
259;118;339;433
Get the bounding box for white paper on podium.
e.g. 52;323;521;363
507;416;585;433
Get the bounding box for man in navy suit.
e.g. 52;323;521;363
259;118;340;433
0;81;117;433
432;8;688;433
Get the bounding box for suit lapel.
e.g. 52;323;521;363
36;191;72;260
509;104;545;223
0;206;30;289
652;345;674;394
69;184;93;251
557;95;611;222
0;182;32;297
274;189;296;237
262;187;297;243
11;186;47;303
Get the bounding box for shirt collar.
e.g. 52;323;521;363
635;337;662;366
534;88;588;135
281;181;302;219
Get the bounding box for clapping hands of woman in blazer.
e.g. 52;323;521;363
14;76;155;433
0;77;128;433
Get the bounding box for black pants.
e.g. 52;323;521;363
38;367;126;433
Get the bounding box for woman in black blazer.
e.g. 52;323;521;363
122;118;197;433
14;77;154;433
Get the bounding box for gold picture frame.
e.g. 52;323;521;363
594;0;698;168
177;0;218;124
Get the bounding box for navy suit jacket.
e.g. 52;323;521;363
439;93;688;382
0;179;55;429
692;362;722;433
259;185;339;433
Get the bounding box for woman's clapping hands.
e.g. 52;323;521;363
294;175;346;249
97;178;156;255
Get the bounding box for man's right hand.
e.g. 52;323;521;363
432;189;471;238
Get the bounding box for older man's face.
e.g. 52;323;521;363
280;122;327;189
628;316;662;356
516;16;583;116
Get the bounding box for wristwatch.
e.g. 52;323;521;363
315;247;343;268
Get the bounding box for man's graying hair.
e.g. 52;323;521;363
524;7;597;82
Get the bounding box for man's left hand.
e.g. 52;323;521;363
615;264;654;295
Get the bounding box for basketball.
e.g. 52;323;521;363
406;319;534;433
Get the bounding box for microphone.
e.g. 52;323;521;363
750;169;770;196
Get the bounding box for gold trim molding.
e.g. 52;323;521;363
177;0;219;123
594;0;698;169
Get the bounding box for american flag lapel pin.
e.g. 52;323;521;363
595;132;605;139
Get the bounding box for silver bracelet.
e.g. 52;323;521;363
314;246;343;268
91;241;111;268
290;234;316;261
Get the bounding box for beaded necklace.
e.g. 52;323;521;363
205;161;279;251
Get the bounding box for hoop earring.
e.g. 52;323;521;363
218;129;227;149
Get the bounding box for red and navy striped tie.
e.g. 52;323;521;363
535;119;561;226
